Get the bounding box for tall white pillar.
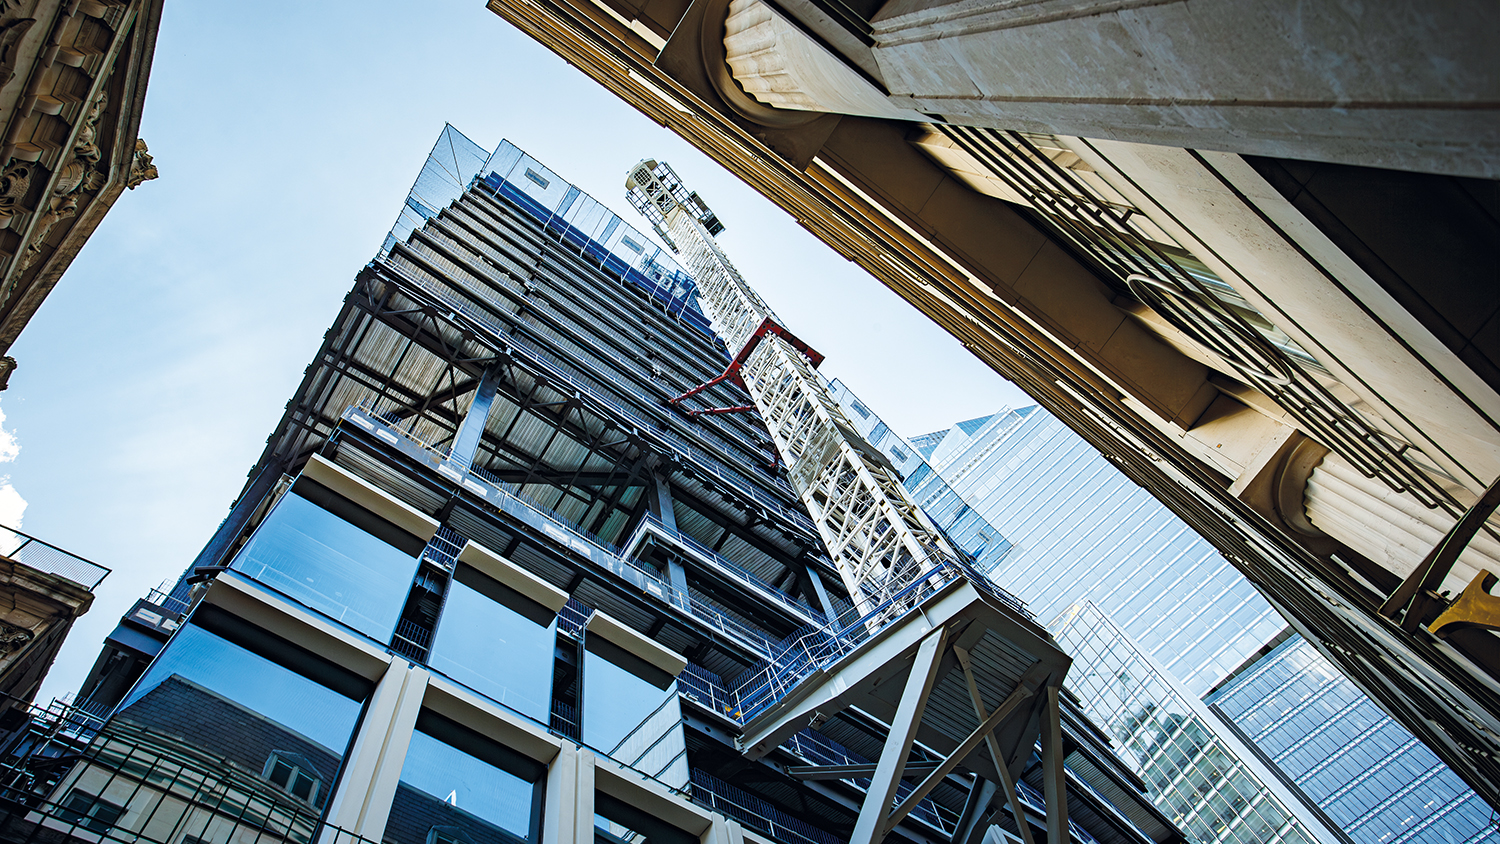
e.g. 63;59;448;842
545;745;597;844
323;659;429;841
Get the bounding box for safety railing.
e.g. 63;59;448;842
143;584;192;616
0;707;382;844
690;769;841;844
728;552;1029;725
374;258;817;537
678;669;957;838
625;512;820;619
1016;780;1103;844
0;527;108;590
558;597;594;639
781;729;959;834
421;525;467;570
348;405;779;658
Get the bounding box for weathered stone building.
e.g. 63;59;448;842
0;0;161;389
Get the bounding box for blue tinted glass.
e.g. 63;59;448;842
583;651;672;753
390;729;534;844
118;624;362;788
428;579;554;722
233;492;419;641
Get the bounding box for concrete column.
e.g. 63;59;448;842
450;364;504;469
705;814;744;844
323;660;429;841
544;745;597;844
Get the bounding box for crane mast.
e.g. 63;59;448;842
626;160;963;613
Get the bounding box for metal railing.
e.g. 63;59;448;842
143;583;192;616
375;257;817;537
727;552;1029;725
421;525;467;570
0;701;384;844
690;769;842;844
0;527;108;590
626;512;820;619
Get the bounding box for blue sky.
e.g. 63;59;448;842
4;1;1032;699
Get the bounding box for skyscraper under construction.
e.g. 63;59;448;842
0;126;1195;844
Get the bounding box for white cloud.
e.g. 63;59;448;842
0;402;25;529
0;402;18;463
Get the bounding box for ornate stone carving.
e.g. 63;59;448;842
0;621;33;655
0;160;31;217
17;88;108;272
0;18;36;93
127;139;157;189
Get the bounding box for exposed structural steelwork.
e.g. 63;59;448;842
26;130;1183;844
628;160;957;610
483;0;1500;808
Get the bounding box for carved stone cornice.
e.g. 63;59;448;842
0;0;163;365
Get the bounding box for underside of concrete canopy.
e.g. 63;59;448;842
738;578;1072;844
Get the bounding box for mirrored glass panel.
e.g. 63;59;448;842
427;565;555;722
593;793;694;844
232;481;423;641
386;711;544;844
582;637;686;787
80;612;368;844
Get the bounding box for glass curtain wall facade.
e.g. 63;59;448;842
831;382;1496;842
1053;604;1325;844
829;381;1282;696
1208;636;1500;844
1;126;1188;844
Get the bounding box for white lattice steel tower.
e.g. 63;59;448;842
626;160;962;613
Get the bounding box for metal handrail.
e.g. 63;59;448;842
627;512;819;617
727;553;1030;724
374;256;817;537
0;526;108;590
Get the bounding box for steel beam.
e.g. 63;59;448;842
786;762;943;781
1039;686;1068;844
950;778;997;844
884;683;1032;835
851;626;947;844
449;363;503;469
955;647;1035;844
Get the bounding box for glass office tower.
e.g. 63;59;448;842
830;383;1283;696
0;127;1184;844
1052;604;1326;844
1208;635;1499;844
831;384;1497;843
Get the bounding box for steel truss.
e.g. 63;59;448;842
629;163;961;613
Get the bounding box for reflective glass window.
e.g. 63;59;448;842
582;635;686;786
119;611;366;770
386;711;545;844
108;609;369;843
232;480;424;641
427;564;556;722
593;793;694;844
